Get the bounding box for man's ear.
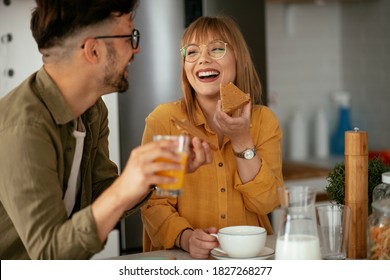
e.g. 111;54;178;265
82;38;101;64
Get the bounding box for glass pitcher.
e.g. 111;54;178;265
275;186;321;260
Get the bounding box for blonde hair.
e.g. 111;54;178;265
180;15;262;123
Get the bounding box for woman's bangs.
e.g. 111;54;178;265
182;20;229;46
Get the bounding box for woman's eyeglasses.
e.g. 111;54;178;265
180;40;227;63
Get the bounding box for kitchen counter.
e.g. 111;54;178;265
282;160;332;202
283;160;330;180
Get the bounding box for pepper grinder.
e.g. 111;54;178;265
344;128;368;259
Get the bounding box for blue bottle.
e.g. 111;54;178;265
331;92;352;156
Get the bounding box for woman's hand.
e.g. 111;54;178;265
186;137;213;173
213;100;260;183
183;227;219;259
213;100;252;144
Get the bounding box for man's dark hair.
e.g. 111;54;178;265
30;0;139;49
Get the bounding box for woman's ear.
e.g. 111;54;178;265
82;38;100;64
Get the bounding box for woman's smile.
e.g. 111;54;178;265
196;68;220;82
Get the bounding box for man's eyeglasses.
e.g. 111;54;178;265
180;40;228;63
93;29;140;49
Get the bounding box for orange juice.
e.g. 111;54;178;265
153;134;190;196
155;152;188;191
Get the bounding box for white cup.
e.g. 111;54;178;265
211;226;267;258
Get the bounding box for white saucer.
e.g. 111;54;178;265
211;247;274;260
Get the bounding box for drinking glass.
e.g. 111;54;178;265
316;204;350;260
153;135;190;197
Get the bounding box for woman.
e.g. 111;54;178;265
141;15;283;259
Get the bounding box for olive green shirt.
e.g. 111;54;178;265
0;67;121;259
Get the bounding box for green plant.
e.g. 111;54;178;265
325;157;390;208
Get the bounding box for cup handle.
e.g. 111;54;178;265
212;246;227;254
210;234;227;255
210;233;218;239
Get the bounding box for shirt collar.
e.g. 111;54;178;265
34;67;98;126
193;99;207;127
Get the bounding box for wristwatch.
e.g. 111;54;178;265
233;146;257;160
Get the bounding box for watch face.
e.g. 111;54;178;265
244;149;255;159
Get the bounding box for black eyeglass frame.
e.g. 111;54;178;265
92;29;140;49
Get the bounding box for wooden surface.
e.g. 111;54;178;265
283;161;330;181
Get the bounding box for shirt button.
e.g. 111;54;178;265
218;162;223;167
220;214;226;219
220;188;226;193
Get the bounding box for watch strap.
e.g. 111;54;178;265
233;146;257;159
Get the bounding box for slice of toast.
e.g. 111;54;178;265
220;82;250;115
170;116;217;150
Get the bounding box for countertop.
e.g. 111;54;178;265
282;157;344;202
283;160;330;181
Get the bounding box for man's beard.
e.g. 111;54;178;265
107;70;129;93
103;44;129;93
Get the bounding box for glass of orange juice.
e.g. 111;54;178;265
153;134;190;197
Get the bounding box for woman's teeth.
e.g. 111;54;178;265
198;71;219;78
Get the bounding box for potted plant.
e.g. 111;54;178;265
325;157;390;211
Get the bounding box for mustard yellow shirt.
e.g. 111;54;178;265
141;100;283;251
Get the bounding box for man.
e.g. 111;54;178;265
0;0;211;259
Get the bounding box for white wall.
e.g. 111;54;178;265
340;0;390;150
0;0;41;97
266;1;390;160
266;2;342;159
